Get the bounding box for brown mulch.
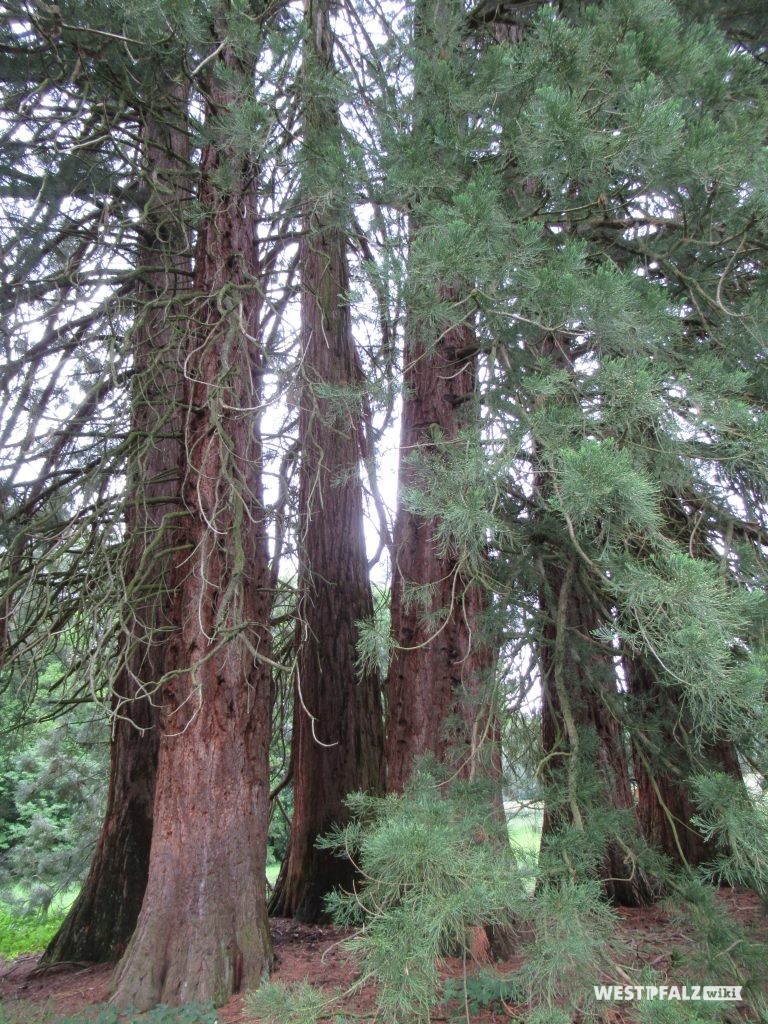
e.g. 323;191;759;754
1;891;765;1023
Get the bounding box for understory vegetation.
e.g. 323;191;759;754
2;0;768;1019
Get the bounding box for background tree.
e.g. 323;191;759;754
42;66;192;964
111;6;277;1007
269;0;385;924
385;0;502;795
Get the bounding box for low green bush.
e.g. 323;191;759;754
0;902;68;958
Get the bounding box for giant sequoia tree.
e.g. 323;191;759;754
0;12;180;958
269;0;385;923
2;0;768;1011
111;9;276;1007
43;66;191;966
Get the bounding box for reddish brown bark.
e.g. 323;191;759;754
269;0;384;922
537;555;654;906
42;81;191;965
385;297;511;958
386;315;498;790
111;40;274;1009
625;653;744;870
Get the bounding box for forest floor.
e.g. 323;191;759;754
0;890;766;1024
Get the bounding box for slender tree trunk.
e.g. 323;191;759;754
382;2;510;962
42;79;190;964
536;555;654;906
532;335;653;907
386;307;498;789
270;0;384;922
385;299;509;958
625;652;744;870
111;34;274;1009
385;0;501;795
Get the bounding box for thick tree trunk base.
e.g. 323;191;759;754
627;654;745;872
269;842;356;923
112;908;271;1010
538;555;657;908
110;704;274;1009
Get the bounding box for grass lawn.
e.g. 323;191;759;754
0;895;75;960
507;805;543;856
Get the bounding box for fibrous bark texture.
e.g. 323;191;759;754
269;0;384;923
111;41;274;1009
43;80;190;965
386;299;496;791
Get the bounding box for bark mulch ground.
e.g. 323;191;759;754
1;890;765;1023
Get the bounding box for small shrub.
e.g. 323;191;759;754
320;769;525;1023
512;878;624;1018
443;968;519;1015
244;980;340;1024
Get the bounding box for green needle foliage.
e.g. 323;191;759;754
691;774;768;896
660;878;767;1015
512;879;624;1018
318;771;523;1024
244;981;342;1024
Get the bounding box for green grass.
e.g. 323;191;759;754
0;886;80;959
0;903;69;959
507;805;543;856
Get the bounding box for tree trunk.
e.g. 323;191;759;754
269;0;384;923
386;310;498;790
625;652;744;870
111;37;274;1009
537;554;654;906
385;303;510;956
42;79;190;965
623;490;747;872
384;0;501;794
532;335;653;907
